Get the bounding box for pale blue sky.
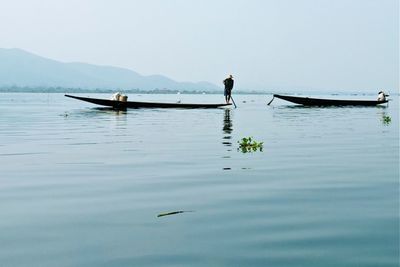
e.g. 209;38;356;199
0;0;398;91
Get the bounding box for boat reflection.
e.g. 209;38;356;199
71;107;128;118
63;107;128;128
93;107;128;115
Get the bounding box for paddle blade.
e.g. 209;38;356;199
267;96;275;105
231;97;237;108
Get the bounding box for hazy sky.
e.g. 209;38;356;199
0;0;398;91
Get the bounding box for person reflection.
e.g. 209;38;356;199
222;109;233;170
222;109;233;146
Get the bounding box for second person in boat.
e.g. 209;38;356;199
377;90;388;101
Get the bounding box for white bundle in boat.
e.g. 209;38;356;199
111;92;121;100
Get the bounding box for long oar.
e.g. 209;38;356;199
267;95;275;105
231;96;237;108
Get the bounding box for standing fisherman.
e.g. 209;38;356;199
223;74;234;104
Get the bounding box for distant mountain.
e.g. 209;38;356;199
0;48;220;92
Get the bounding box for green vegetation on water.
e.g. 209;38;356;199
382;115;392;125
238;137;263;153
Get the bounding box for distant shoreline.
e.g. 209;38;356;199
0;87;391;96
0;86;269;95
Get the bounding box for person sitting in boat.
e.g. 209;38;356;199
377;91;387;101
223;74;234;104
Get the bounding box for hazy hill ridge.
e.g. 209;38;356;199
0;48;220;92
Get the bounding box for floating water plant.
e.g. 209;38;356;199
382;115;391;125
238;137;263;153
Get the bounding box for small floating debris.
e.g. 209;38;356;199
382;115;391;125
238;137;263;153
157;210;193;218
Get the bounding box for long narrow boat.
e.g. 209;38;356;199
272;94;388;106
65;94;231;109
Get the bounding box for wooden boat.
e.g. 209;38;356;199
272;94;388;106
65;94;231;109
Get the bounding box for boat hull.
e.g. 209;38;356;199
273;94;388;106
65;94;231;109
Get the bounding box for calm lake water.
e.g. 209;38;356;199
0;93;399;267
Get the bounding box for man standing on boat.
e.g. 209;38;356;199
223;74;234;104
